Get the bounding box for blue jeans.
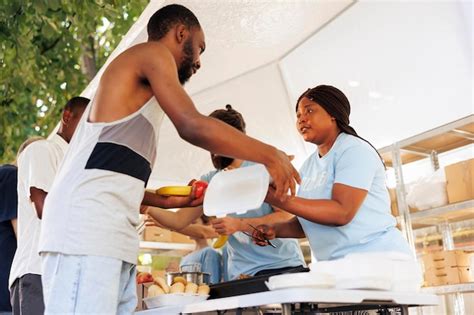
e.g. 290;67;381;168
41;253;136;314
180;247;222;284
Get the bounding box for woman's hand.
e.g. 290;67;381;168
251;224;276;246
264;186;282;207
211;217;242;235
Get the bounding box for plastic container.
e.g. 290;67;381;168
203;164;270;217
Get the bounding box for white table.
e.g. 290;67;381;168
136;287;440;315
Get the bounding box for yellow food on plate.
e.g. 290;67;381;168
147;284;165;297
213;235;228;249
172;276;187;286
156;186;192;196
184;282;198;294
153;276;170;294
197;284;210;296
170;282;185;294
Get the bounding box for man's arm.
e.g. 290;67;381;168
30;187;47;219
11;218;18;238
146;206;203;231
211;207;294;235
139;43;300;200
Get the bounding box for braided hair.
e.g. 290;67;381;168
296;85;384;165
209;104;246;169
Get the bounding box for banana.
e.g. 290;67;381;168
155;186;192;196
213;235;228;249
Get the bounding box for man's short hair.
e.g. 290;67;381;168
64;96;90;115
147;4;201;41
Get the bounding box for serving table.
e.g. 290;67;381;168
136;287;439;314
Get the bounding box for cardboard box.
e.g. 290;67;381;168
424;266;472;286
445;158;474;203
143;226;173;242
170;231;195;244
422;250;473;270
388;188;399;216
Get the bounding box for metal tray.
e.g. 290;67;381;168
209;266;309;299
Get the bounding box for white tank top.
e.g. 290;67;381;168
39;97;164;264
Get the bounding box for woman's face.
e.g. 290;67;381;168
296;97;336;145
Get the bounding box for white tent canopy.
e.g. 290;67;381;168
81;0;473;188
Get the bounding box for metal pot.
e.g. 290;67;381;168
166;271;210;286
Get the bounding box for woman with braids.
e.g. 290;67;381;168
147;105;305;281
253;85;412;260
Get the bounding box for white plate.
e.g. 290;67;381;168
265;272;335;291
144;293;209;309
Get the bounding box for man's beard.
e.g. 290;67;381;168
178;39;194;85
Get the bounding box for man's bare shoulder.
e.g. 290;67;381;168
113;42;174;67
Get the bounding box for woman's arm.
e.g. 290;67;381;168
252;217;306;246
176;224;219;239
273;216;306;238
211;206;294;235
266;183;368;226
147;206;203;231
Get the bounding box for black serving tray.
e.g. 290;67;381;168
209;266;309;299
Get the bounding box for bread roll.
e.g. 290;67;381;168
185;282;198;294
153;276;170;294
197;284;210;296
147;284;165;297
172;276;187;286
170;282;185;294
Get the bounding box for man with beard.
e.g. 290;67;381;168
38;4;300;314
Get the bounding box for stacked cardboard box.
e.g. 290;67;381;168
143;226;173;242
445;158;474;204
142;226;194;244
422;250;474;286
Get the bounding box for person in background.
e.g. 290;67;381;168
253;85;412;260
178;215;222;284
148;105;306;281
0;161;18;315
147;213;222;283
9;97;89;315
0;137;43;315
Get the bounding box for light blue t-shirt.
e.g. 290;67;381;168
297;133;412;261
202;161;305;280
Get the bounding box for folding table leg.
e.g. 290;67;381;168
281;303;292;315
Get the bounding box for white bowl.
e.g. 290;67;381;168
144;293;209;309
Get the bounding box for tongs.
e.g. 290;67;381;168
243;223;277;248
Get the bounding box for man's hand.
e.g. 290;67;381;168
211;217;242;235
265;151;300;202
143;180;207;209
251;224;276;247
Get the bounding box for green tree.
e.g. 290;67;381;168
0;0;148;163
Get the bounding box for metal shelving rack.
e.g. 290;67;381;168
378;114;474;315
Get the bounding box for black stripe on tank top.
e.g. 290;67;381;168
85;142;151;184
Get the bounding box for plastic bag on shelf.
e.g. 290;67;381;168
406;169;448;211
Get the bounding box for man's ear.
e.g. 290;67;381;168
174;24;189;44
61;108;73;126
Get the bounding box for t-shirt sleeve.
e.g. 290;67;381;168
0;166;18;222
334;143;380;190
200;170;217;183
22;143;57;195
